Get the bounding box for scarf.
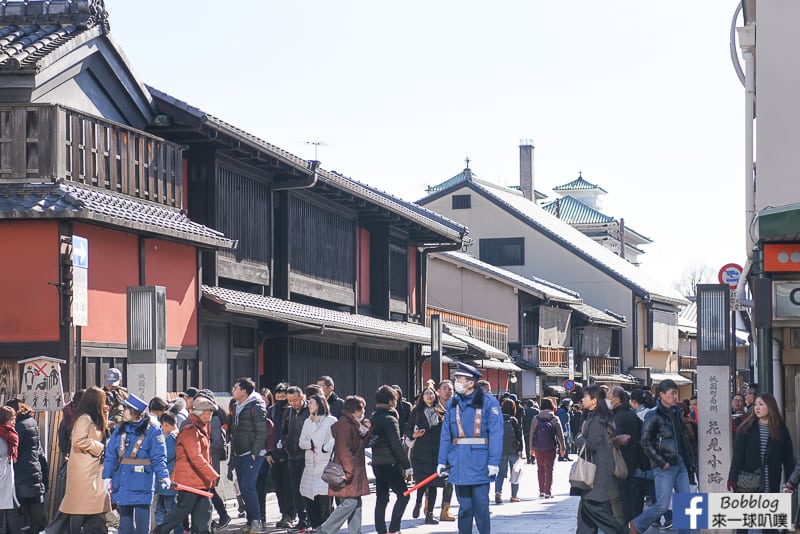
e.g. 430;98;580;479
0;423;18;462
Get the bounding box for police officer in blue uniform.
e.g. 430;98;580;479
102;393;171;534
437;362;503;534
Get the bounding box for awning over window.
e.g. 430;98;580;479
437;354;521;373
650;372;693;386
202;285;466;349
591;374;639;385
443;324;509;361
538;366;582;378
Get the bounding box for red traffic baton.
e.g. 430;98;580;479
403;472;441;497
172;482;213;498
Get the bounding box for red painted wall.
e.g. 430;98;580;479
358;227;370;305
75;224;138;344
0;221;59;341
144;239;198;346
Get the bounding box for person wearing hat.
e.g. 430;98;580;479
437;362;503;534
103;367;129;436
152;396;220;534
102;393;170;534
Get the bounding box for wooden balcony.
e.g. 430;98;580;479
588;356;621;376
679;355;697;371
522;345;569;367
0;104;183;208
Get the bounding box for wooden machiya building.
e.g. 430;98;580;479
0;0;468;398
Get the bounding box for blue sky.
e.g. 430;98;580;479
107;1;745;288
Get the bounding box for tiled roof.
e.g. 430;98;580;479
437;251;581;303
202;285;468;350
552;173;608;193
0;182;233;248
0;1;108;72
542;195;615;225
147;86;468;245
569;303;626;327
426;167;546;200
443;323;509;361
429;180;688;307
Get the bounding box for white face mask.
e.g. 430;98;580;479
606;399;613;409
454;381;468;395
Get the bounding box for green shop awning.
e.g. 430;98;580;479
759;203;800;242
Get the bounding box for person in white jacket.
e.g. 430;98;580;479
299;394;337;530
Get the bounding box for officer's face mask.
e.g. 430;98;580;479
454;381;468;395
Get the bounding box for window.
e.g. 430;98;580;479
389;241;408;299
479;237;524;266
452;194;471;209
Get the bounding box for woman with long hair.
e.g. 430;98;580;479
59;386;111;533
0;406;19;534
299;393;337;530
730;392;794;534
574;385;624;534
5;399;46;534
404;386;444;524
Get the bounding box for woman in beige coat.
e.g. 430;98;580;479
59;386;111;533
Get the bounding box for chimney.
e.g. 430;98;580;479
519;139;534;200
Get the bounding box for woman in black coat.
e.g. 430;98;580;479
729;392;794;534
6;400;47;534
371;385;411;534
404;386;444;524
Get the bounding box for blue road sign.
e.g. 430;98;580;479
73;235;88;269
563;379;575;391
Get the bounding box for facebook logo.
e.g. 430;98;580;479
674;493;708;530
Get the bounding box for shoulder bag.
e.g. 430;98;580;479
569;443;596;490
736;458;765;492
321;452;347;488
612;443;628;479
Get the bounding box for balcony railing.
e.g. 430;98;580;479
0;104;183;208
588;356;621;376
679;355;697;371
522;345;569;367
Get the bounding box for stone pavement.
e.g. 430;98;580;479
214;458;685;534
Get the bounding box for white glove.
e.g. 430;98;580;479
160;478;172;490
436;464;447;477
404;467;414;478
103;478;112;493
488;465;499;478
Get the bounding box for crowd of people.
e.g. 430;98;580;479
0;364;790;534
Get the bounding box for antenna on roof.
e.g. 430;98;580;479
305;141;329;160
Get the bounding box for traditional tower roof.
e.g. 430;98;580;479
552;172;608;194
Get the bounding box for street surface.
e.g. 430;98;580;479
216;459;688;534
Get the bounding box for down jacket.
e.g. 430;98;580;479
172;414;218;490
299;414;337;499
437;388;503;486
102;415;169;505
14;412;47;500
370;405;409;469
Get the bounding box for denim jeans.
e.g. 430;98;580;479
633;456;690;534
318;497;362;534
495;453;520;497
234;453;266;524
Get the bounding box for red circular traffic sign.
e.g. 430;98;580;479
718;263;743;290
563;379;575;392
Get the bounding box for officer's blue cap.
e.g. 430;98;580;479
123;394;147;413
453;362;482;381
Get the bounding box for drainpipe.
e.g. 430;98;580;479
273;160;320;191
752;247;772;393
737;21;756;260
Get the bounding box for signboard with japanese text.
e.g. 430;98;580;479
17;356;65;411
72;235;88;326
697;365;732;494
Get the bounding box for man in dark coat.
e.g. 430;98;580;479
266;383;295;528
230;377;268;532
609;386;642;524
391;385;413;434
629;379;696;534
282;385;310;531
316;375;345;419
521;400;539;464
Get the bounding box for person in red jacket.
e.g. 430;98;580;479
151;396;219;534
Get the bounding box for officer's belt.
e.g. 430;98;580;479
452;438;488;445
120;458;151;465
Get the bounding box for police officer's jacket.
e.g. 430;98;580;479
102;415;169;505
437;387;503;486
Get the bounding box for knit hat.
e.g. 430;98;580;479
192;396;216;413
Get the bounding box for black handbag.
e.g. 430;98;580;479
736;455;766;492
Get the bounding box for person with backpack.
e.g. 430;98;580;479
556;399;572;461
521;400;539;465
530;397;565;498
494;398;523;504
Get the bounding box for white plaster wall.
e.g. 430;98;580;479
427;256;519;342
425;188;638;369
